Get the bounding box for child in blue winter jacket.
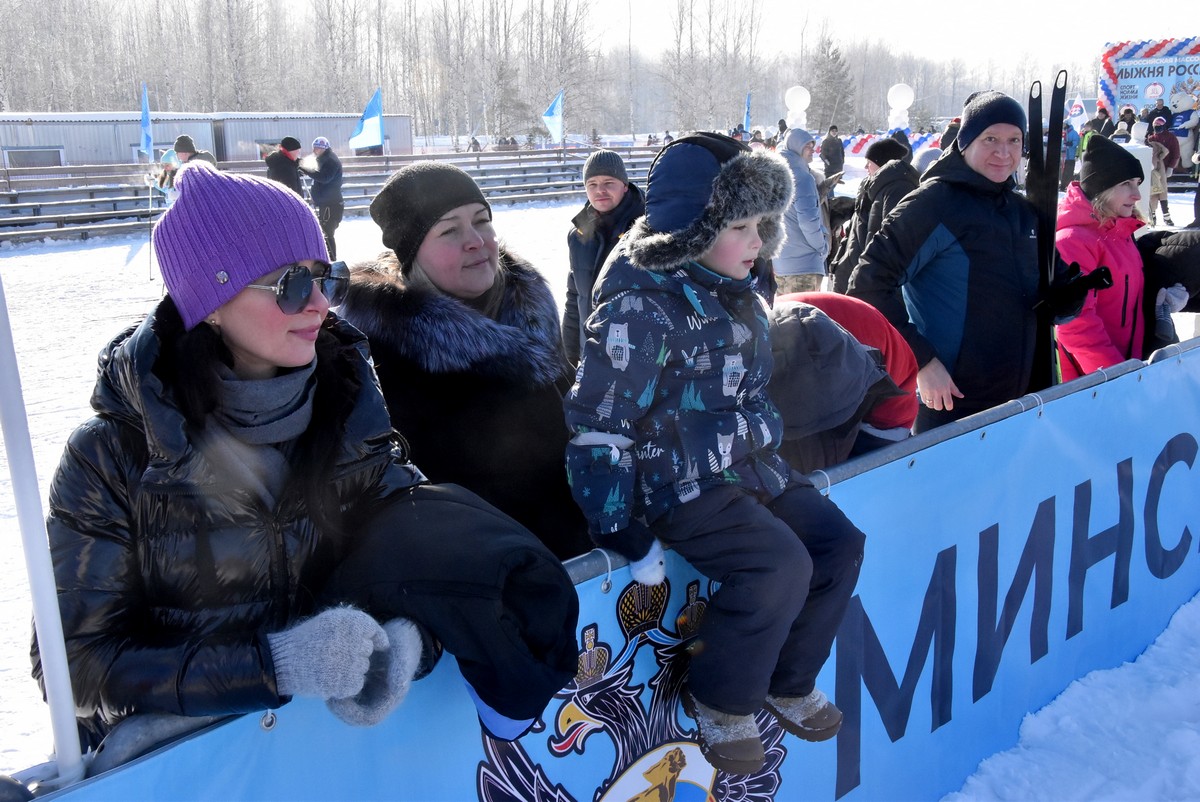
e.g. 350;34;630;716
564;132;866;774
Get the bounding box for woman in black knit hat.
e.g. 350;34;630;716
338;162;591;562
1055;134;1188;379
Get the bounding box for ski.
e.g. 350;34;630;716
1026;70;1069;391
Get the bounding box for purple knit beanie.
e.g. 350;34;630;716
152;163;328;329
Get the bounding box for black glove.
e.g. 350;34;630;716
1039;262;1113;319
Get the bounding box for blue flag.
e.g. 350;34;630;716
348;88;384;150
543;89;565;144
744;92;752;132
140;83;153;158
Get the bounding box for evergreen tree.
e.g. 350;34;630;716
808;35;856;131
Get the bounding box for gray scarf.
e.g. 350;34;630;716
201;360;317;508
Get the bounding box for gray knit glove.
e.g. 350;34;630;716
326;618;424;727
267;607;388;699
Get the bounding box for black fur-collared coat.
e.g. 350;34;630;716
339;248;591;560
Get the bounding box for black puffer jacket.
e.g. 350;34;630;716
264;149;302;195
848;148;1040;420
339;248;591;560
33;300;424;743
830;158;919;294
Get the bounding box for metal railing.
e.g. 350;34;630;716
0;147;660;245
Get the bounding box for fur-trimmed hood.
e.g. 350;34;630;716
339;247;567;387
623;132;794;272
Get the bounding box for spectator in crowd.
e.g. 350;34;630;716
31;164;574;752
337;163;590;561
1141;99;1168;124
1117;106;1139;131
264;136;303;195
300;137;344;259
1055;134;1173;380
775;127;830;293
1060;122;1081;191
1147;116;1180;226
849;90;1044;432
562;150;645;366
172;134;217;166
564;131;864;775
820;125;845;177
1088;106;1116;138
889;129;914;163
828;138;916;294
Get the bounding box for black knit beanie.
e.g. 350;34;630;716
280;136;302;151
1079;134;1144;200
956;91;1026;152
370;163;491;273
864;138;909;167
173;134;197;154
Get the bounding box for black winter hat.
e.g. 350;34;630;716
956;91;1026;152
583;150;628;184
370;162;491;273
1080;134;1144;200
280;136;302;151
864;138;909;167
623;131;794;271
173;134;197;154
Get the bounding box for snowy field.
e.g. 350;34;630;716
0;160;1198;799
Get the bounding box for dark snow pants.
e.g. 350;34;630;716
321;483;579;721
651;479;865;716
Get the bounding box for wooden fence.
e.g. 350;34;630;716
0;147;660;245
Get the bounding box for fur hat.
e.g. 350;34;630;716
956;90;1026;152
152;163;328;329
865;138;909;167
583;150;628;184
370;162;491;273
1080;134;1144;200
624;131;794;272
173;134;197;154
280;136;302;151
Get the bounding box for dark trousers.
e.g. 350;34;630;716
652;480;865;715
320;484;579;720
1060;158;1076;192
317;203;344;260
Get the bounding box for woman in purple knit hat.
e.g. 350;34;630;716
33;162;578;758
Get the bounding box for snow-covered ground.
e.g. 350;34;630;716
0;159;1197;799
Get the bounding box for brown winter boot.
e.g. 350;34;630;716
763;689;843;742
682;690;765;774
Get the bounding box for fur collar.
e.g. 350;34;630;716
340;247;567;386
623;149;791;273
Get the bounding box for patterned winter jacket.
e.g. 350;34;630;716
564;252;791;559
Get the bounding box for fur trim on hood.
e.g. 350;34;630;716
339;247;567;387
624;133;794;272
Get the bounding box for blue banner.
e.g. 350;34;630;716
139;84;152;158
543;89;564;144
348;88;383;150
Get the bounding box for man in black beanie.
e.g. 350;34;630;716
172;134;217;166
562;149;645;365
849;89;1048;432
264;136;303;195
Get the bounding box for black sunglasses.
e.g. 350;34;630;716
245;261;349;314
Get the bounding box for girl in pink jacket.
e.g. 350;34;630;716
1054;134;1147;381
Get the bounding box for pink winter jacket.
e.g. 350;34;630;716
1054;182;1146;382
